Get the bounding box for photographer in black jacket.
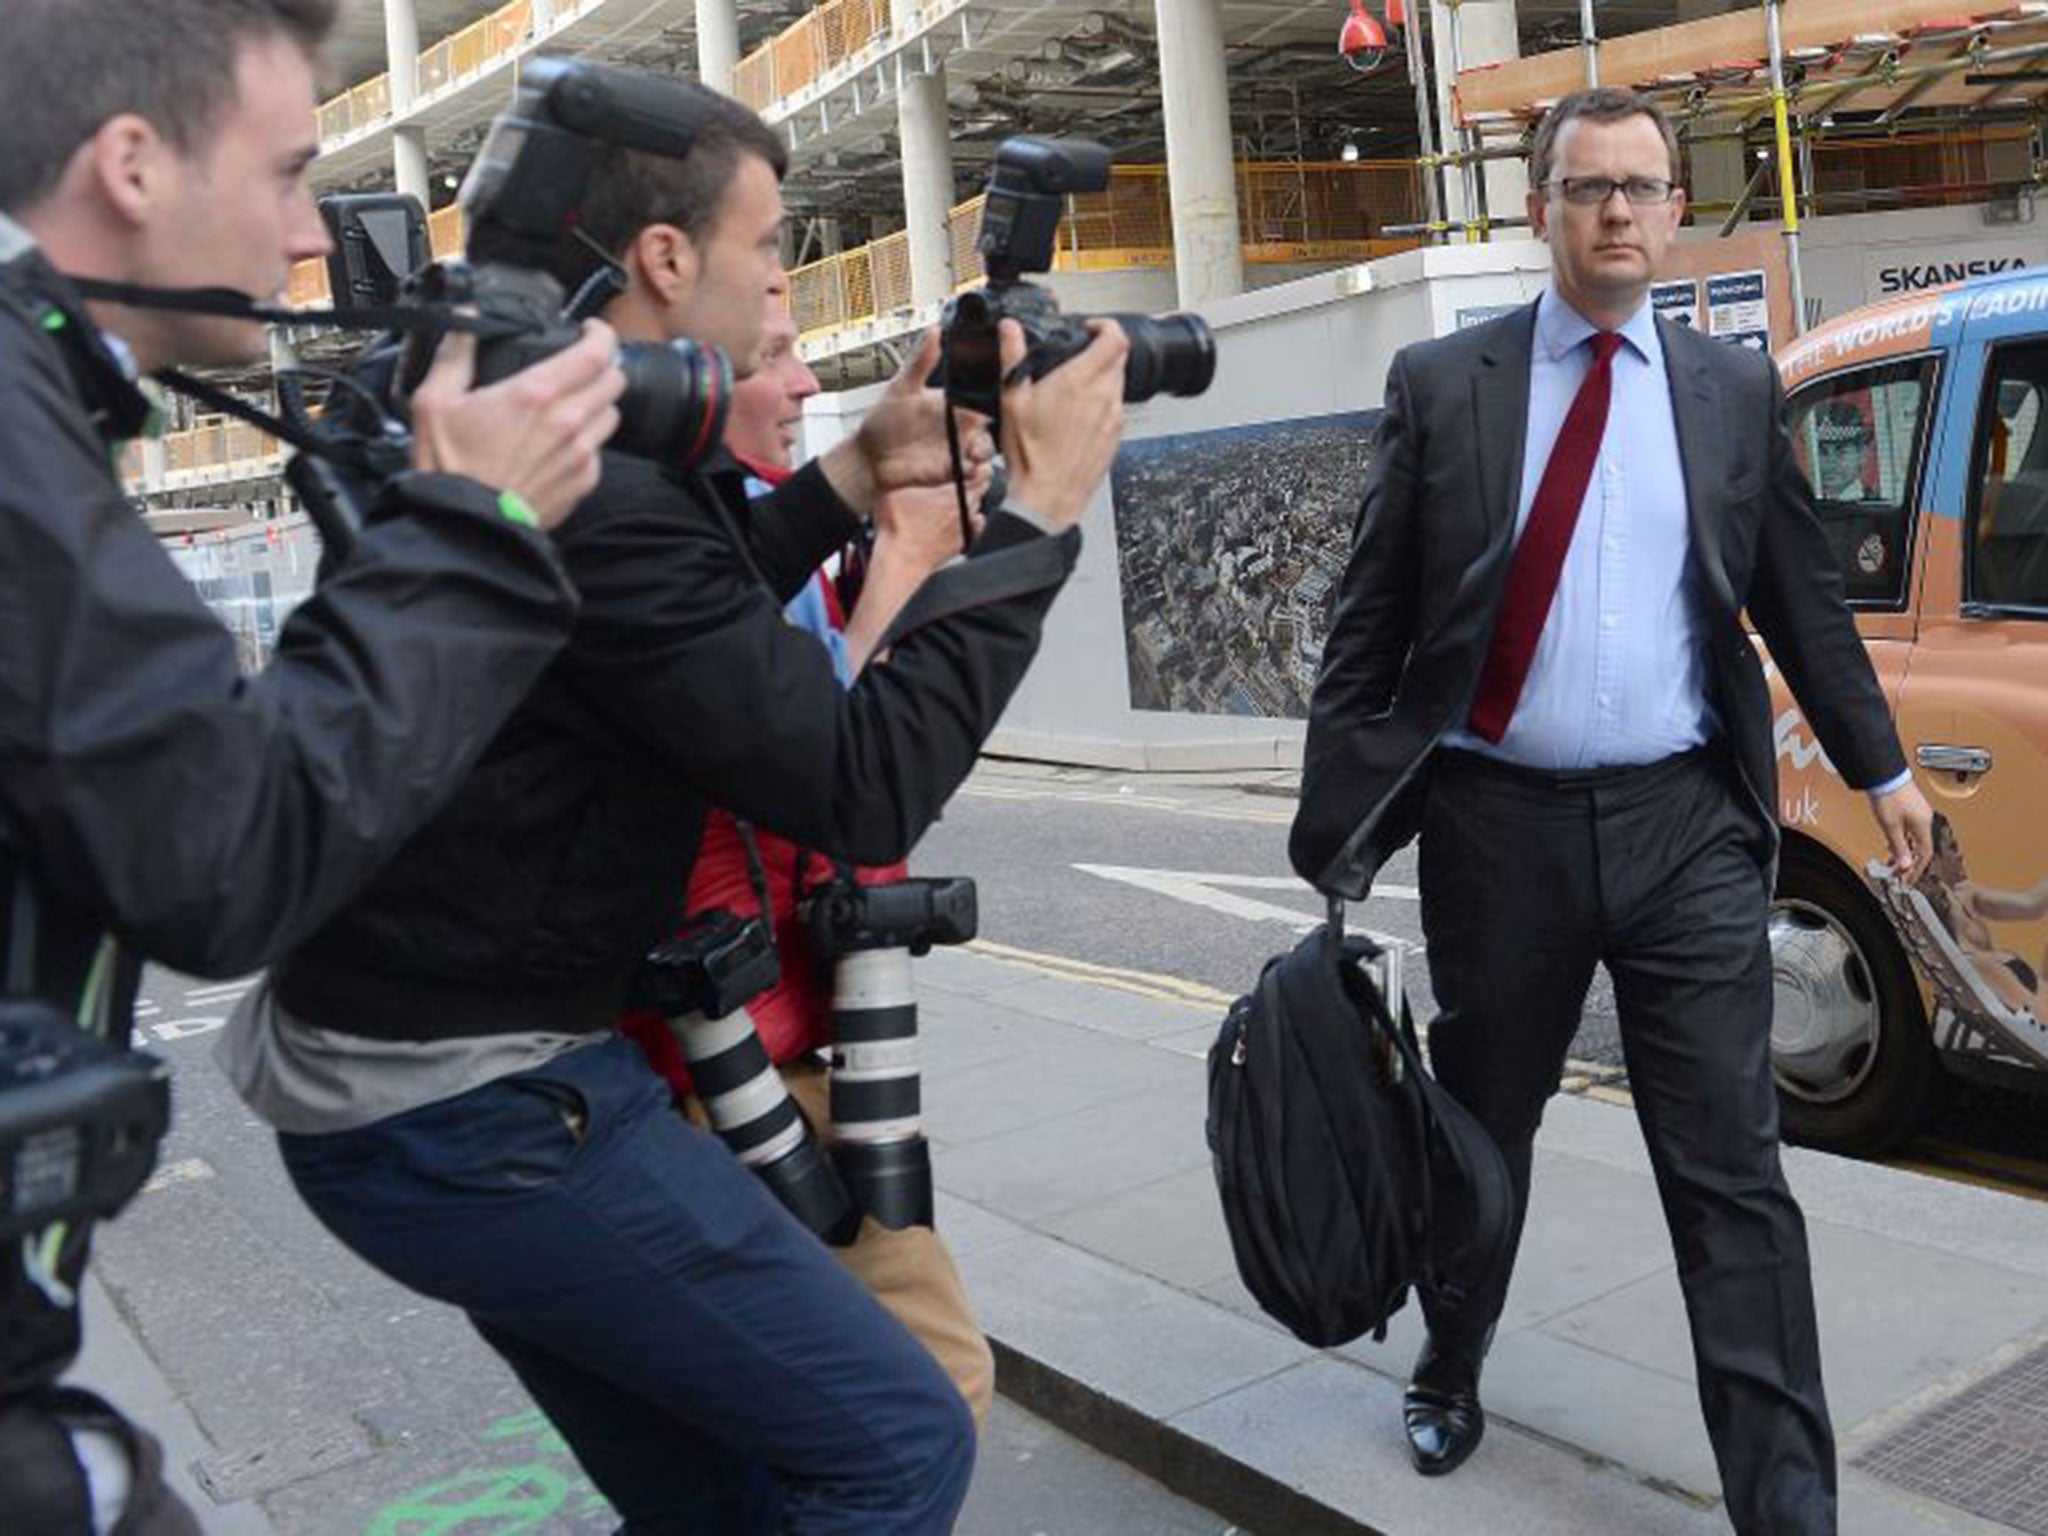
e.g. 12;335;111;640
0;2;624;1525
224;74;1128;1534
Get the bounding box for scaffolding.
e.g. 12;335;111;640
786;161;1424;341
1409;0;2048;328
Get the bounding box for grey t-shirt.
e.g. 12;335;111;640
216;981;598;1135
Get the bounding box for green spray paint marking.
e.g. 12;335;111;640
365;1411;612;1534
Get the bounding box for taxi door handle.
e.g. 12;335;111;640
1917;744;1993;777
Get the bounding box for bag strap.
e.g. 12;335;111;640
1336;924;1443;1282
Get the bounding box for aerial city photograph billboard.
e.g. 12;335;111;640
1113;409;1381;718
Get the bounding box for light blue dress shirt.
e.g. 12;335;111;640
745;471;854;687
1445;287;1711;771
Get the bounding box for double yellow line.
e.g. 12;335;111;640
963;938;1235;1010
960;940;2048;1203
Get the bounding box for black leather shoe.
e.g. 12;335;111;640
1403;1334;1486;1477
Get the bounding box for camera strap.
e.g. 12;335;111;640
732;821;776;929
63;276;505;340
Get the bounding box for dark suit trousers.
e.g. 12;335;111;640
1418;746;1836;1536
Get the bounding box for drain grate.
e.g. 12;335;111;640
1853;1340;2048;1533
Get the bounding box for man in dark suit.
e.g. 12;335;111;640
1290;88;1934;1536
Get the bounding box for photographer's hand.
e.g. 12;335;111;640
999;318;1127;529
820;328;996;515
841;477;990;673
410;321;626;531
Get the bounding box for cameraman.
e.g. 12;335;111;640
0;0;624;1526
226;72;1128;1533
619;288;999;1423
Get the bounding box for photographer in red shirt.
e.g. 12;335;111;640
619;291;995;1421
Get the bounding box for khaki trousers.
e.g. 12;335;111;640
688;1057;995;1425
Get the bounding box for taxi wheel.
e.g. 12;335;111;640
1769;843;1936;1157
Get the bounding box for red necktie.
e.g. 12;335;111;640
1466;331;1623;745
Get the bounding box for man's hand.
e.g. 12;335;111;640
820;328;995;515
999;317;1128;529
409;321;625;531
874;474;988;574
1869;778;1936;885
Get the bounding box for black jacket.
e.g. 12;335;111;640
1291;302;1907;896
275;449;1081;1041
0;234;580;1390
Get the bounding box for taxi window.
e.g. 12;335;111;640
1969;342;2048;611
1788;358;1934;607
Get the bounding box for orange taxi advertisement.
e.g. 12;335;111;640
1765;268;2048;1156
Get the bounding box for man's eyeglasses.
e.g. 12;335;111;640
1546;175;1679;207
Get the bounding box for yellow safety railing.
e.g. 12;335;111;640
317;72;394;142
150;415;281;482
790;162;1425;339
314;0;534;145
286;259;332;310
421;0;531;94
947;196;987;285
735;0;891;111
428;203;467;258
1806;124;2036;215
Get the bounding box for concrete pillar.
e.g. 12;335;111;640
1153;0;1243;306
896;62;955;311
393;126;430;208
384;0;420;109
1431;0;1526;236
383;0;427;201
696;0;740;96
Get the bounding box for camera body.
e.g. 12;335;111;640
803;876;978;960
294;58;736;532
631;911;781;1022
0;999;169;1244
936;137;1217;425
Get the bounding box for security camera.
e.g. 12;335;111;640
1340;0;1391;74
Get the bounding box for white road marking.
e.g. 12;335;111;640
181;980;254;1004
140;1158;215;1195
147;1015;225;1043
958;782;1295;826
1072;863;1410;950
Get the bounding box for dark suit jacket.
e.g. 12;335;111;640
1290;300;1908;898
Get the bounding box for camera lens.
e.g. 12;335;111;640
669;1008;861;1246
828;947;934;1231
613;338;732;467
1114;312;1217;404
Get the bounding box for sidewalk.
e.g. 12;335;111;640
67;935;2048;1534
915;941;2048;1536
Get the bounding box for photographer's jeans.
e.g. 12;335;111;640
278;1036;973;1535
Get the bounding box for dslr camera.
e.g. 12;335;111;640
632;911;781;1023
291;57;733;530
936;137;1217;427
802;876;978;960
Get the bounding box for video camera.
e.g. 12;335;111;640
935;137;1217;428
289;57;734;535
